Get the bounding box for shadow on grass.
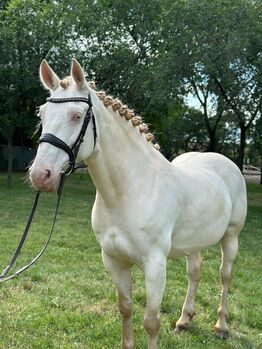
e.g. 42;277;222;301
165;322;261;349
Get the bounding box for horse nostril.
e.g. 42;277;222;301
45;169;51;179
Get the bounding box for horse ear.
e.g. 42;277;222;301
71;58;86;90
40;60;60;91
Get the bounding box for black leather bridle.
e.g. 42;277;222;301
38;94;97;176
0;93;96;283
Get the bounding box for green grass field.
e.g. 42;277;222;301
0;173;261;349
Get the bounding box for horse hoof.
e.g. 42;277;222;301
215;327;229;339
174;323;188;333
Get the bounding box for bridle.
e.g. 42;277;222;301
38;94;97;177
0;93;96;283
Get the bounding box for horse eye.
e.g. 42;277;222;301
69;111;82;121
72;114;82;121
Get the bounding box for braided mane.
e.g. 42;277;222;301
58;77;160;151
88;82;160;151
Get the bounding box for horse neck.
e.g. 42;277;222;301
85;93;160;205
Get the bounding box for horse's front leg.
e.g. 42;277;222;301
143;253;167;349
102;251;134;349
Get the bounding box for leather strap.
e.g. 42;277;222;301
0;174;66;283
38;93;96;175
0;191;40;280
0;94;95;283
38;133;75;164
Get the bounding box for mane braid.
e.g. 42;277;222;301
94;85;160;151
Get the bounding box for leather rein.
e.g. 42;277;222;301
0;93;96;283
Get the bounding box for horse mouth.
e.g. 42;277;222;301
34;184;57;192
31;181;58;193
29;172;61;193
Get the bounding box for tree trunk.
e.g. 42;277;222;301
203;109;219;153
206;129;217;152
236;125;246;172
7;128;14;189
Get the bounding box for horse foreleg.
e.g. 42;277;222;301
143;254;167;349
215;232;238;339
102;252;134;349
175;251;202;332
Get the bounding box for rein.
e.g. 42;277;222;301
0;93;96;283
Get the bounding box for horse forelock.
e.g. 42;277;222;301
59;76;73;89
59;77;97;90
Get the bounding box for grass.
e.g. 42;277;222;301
0;172;261;349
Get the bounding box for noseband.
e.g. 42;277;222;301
38;94;97;176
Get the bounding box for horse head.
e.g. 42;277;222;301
30;59;96;192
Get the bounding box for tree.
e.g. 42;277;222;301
1;0;262;179
0;0;78;187
156;0;262;170
165;105;208;156
250;116;262;184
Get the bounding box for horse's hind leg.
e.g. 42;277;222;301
215;227;239;339
175;251;202;332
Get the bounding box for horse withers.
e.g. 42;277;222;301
29;59;247;349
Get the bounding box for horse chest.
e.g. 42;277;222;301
95;226;141;263
92;193;176;259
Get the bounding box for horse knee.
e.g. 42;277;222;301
143;312;161;337
119;297;132;319
221;269;232;283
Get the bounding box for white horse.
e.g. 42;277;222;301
30;59;247;349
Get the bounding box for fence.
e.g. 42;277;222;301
0;145;36;171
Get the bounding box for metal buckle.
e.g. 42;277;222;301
60;161;74;176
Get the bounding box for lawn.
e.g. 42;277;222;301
0;172;261;349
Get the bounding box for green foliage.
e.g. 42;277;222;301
249;116;262;179
0;0;80;141
155;0;262;162
0;0;262;165
149;104;208;158
0;173;261;348
252;116;262;155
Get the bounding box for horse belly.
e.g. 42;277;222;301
168;186;232;258
169;222;228;258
